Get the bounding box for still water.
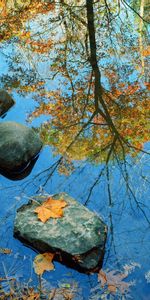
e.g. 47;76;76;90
0;1;150;299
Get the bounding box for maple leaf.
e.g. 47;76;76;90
98;269;134;294
34;197;68;223
33;252;55;275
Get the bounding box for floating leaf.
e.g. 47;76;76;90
33;252;55;275
0;248;12;254
98;269;134;294
34;197;68;223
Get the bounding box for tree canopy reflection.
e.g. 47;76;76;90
26;1;150;169
0;2;150;298
0;0;149;169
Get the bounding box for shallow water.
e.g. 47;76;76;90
0;1;150;299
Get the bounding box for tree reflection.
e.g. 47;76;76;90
0;3;150;297
27;1;149;162
0;1;149;204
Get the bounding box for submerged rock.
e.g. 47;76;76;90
14;193;107;272
0;90;15;117
0;122;42;174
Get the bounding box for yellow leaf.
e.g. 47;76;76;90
33;252;55;275
34;197;68;223
34;206;54;223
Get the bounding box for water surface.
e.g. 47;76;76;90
0;1;150;299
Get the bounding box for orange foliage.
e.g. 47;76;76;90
33;252;55;275
26;39;53;54
34;197;68;223
0;0;55;42
30;81;149;163
142;46;150;57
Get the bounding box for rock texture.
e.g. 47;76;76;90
14;193;107;272
0;122;42;173
0;90;15;117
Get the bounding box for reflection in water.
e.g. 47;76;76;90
0;154;39;180
0;0;150;299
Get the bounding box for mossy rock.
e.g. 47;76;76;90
14;193;107;273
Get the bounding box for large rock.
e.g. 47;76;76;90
0;155;39;180
0;90;15;117
14;193;107;272
0;122;42;173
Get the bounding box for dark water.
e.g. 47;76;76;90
0;1;150;299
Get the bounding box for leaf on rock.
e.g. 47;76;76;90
34;196;68;223
98;269;134;294
33;252;55;275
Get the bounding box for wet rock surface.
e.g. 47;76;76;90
0;90;15;117
0;154;39;180
0;122;42;173
14;193;107;272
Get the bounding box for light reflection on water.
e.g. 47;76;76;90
0;1;150;299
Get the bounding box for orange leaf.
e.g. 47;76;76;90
108;284;117;293
142;47;150;57
34;197;68;223
33;252;55;275
23;290;39;300
0;248;12;254
98;270;107;287
98;269;133;294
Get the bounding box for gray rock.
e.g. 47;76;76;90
14;193;107;272
0;122;42;173
0;90;15;117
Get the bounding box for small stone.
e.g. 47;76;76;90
14;193;107;272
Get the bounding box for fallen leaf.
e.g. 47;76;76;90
33;252;55;275
98;269;107;287
34;197;68;223
0;248;12;254
27;296;39;300
22;287;40;300
98;269;134;294
23;292;39;300
108;284;117;293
